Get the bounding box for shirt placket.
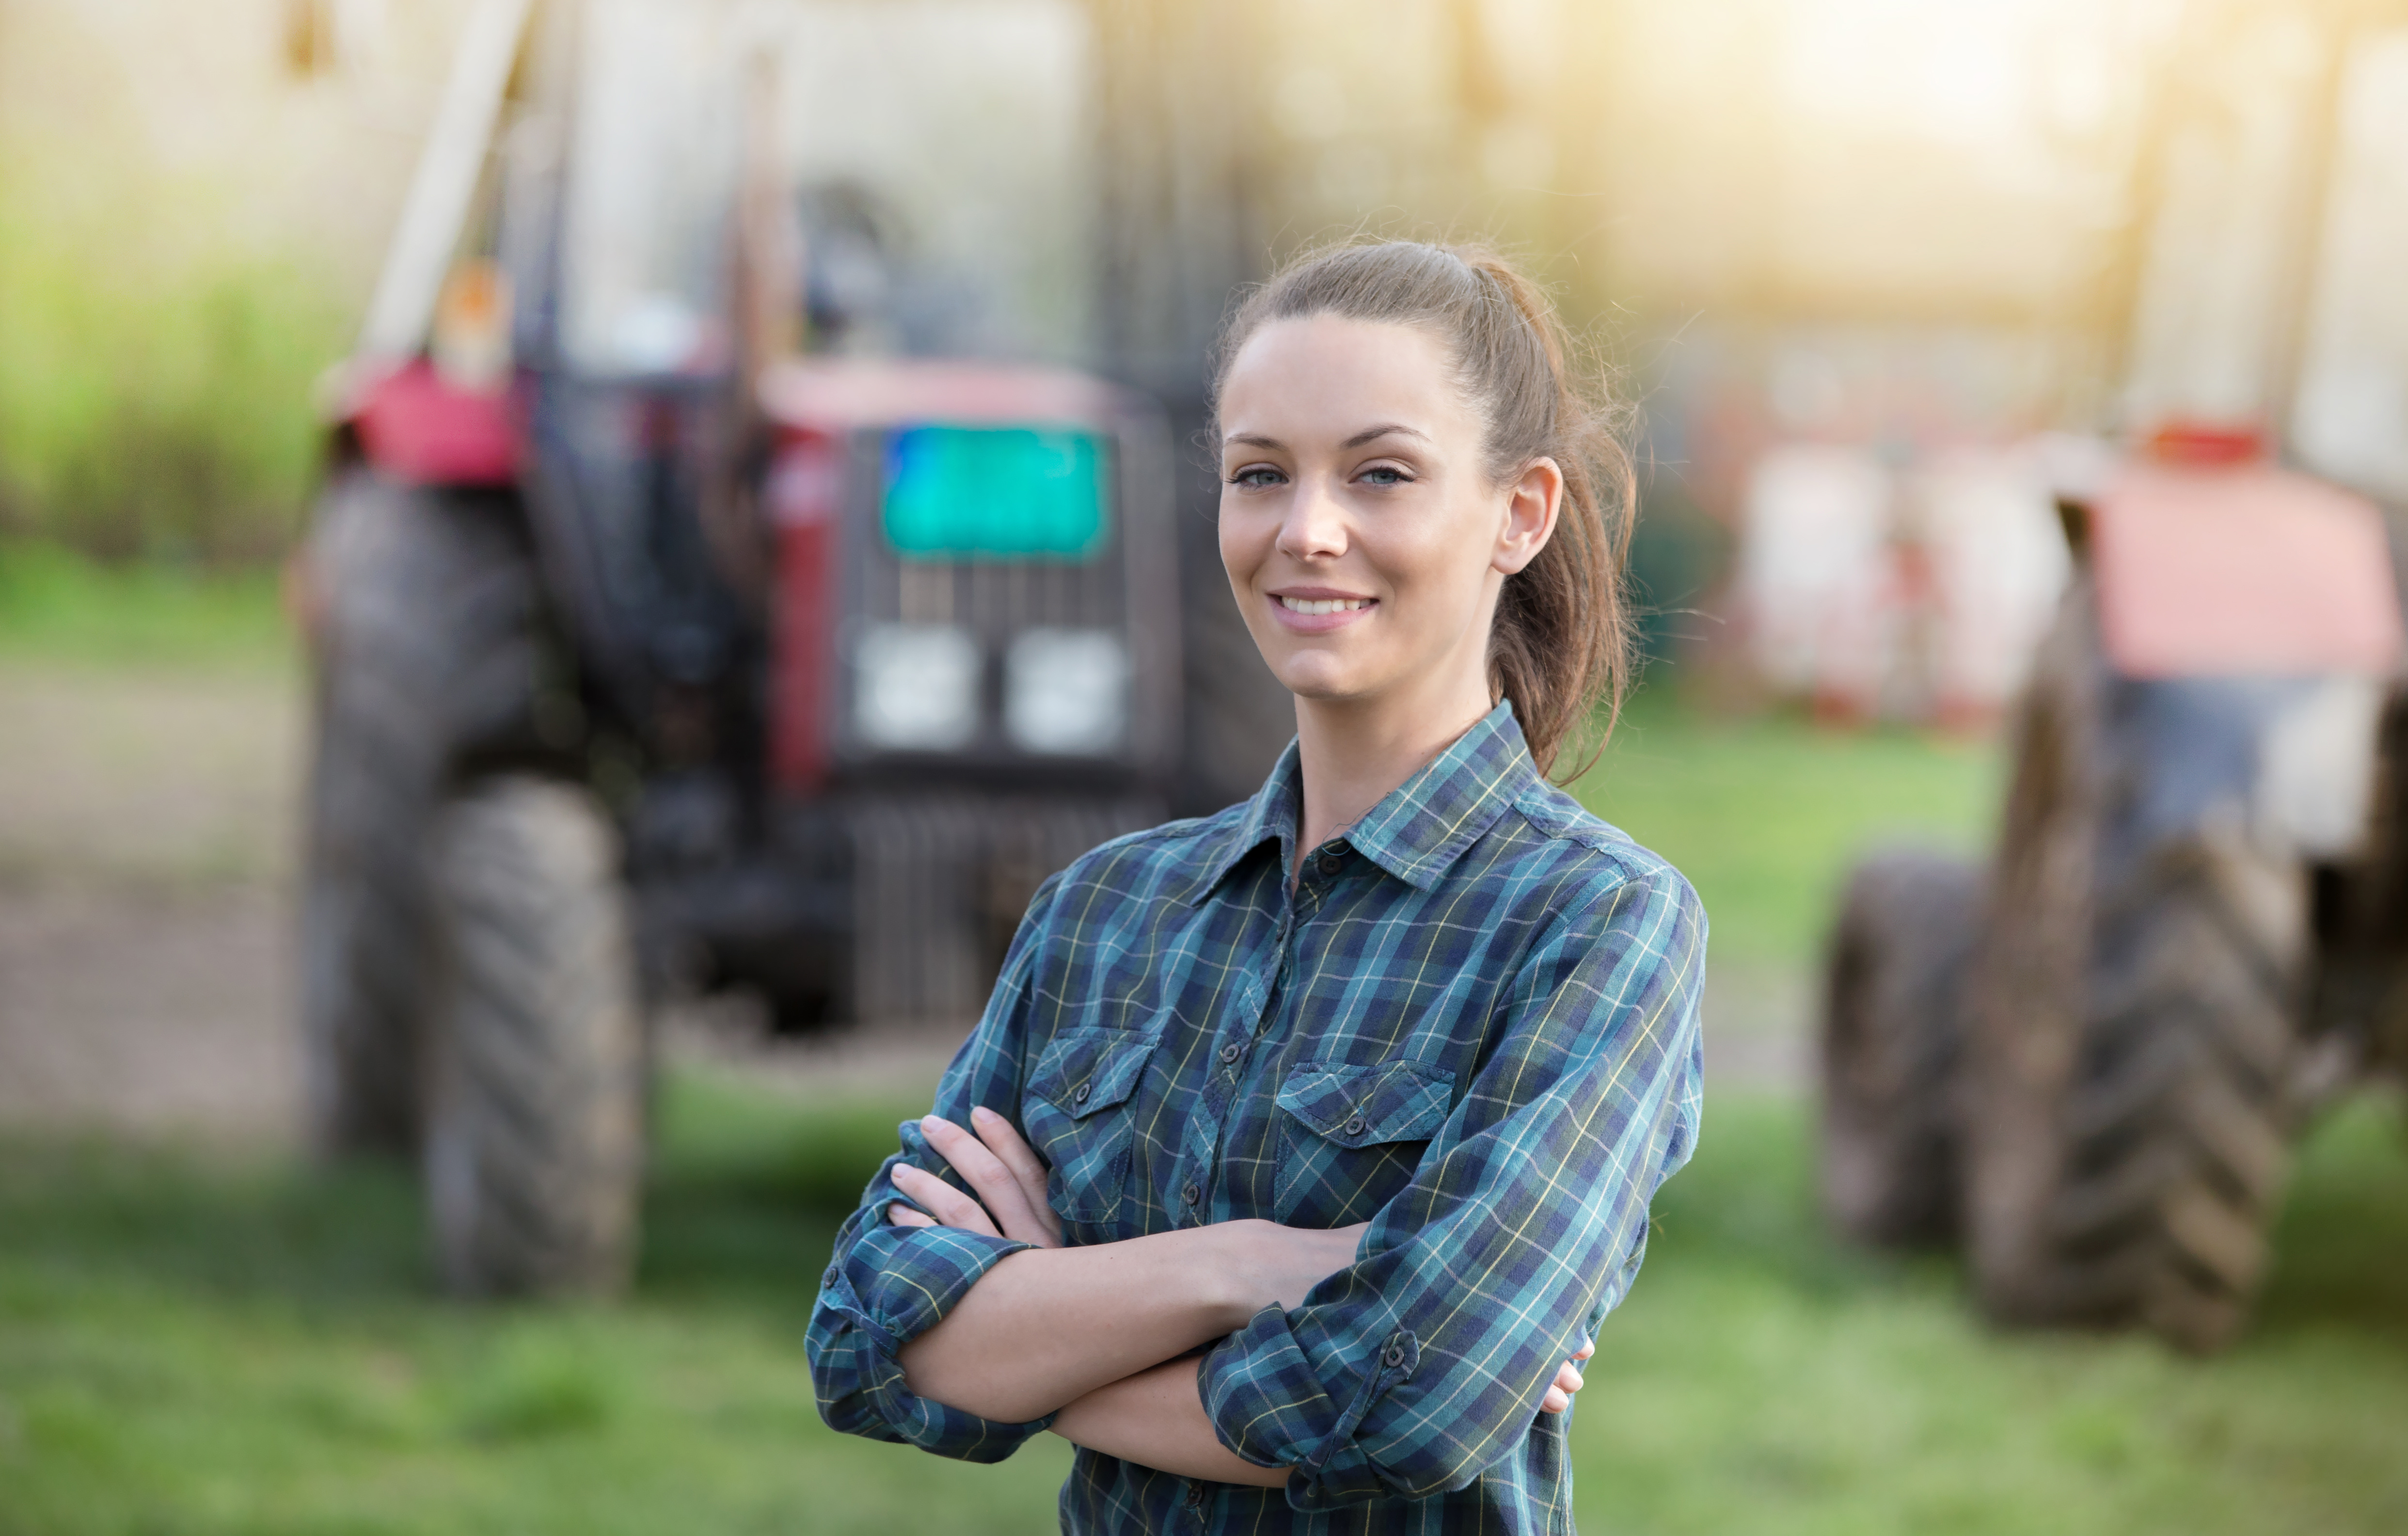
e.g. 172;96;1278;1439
1173;848;1344;1228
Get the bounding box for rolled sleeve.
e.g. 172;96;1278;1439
808;1192;1045;1458
1199;866;1707;1508
806;878;1061;1461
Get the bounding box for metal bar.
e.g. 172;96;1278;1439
359;0;538;361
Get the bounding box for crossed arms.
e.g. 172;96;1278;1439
807;865;1706;1503
886;1107;1591;1485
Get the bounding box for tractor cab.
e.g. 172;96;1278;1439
300;0;1205;1296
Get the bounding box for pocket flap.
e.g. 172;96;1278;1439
1030;1029;1156;1120
1276;1060;1454;1147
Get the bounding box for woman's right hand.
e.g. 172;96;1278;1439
888;1112;1365;1311
887;1107;1064;1248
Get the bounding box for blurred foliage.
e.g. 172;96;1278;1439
1576;690;2002;965
0;538;295;670
0;1072;2402;1532
0;158;343;564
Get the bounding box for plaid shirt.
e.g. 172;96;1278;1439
808;702;1706;1533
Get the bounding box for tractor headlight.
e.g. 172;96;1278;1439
1005;629;1128;756
854;624;981;751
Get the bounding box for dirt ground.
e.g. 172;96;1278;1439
0;664;302;1135
0;661;1807;1143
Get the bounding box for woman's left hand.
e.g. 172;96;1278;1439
887;1107;1064;1248
1539;1338;1594;1413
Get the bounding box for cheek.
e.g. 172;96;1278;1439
1373;513;1491;616
1217;493;1271;580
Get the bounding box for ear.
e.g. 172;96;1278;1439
1493;457;1563;576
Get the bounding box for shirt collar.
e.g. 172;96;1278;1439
1185;700;1539;903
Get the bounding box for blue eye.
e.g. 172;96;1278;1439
1360;466;1407;487
1230;465;1286;488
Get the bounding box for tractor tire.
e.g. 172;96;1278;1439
1962;582;2306;1352
423;777;643;1298
300;474;539;1156
1820;850;1983;1247
2050;823;2302;1349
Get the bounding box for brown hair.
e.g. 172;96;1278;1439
1210;240;1636;779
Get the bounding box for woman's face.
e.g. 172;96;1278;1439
1217;314;1559;711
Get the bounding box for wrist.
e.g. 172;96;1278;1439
1196;1219;1278;1332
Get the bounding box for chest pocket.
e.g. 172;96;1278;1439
1024;1028;1157;1226
1273;1059;1456;1225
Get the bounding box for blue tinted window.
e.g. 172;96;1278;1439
882;427;1108;560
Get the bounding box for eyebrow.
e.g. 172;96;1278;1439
1221;423;1434;452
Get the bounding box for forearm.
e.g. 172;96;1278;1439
1051;1356;1289;1487
898;1224;1258;1423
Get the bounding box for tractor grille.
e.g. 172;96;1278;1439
844;791;1160;1022
866;551;1127;634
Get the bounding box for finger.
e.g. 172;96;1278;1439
890;1163;998;1235
1555;1362;1585;1395
969;1107;1061;1247
1574;1339;1595;1362
888;1162;1001;1237
1541;1387;1570;1414
887;1204;935;1228
921;1116;1049;1245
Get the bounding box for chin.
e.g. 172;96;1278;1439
1271;655;1373;703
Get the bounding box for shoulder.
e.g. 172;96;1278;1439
1067;802;1244;884
1021;801;1252;927
1495;778;1705;938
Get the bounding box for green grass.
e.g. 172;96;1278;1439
3;1072;2403;1533
0;1073;1076;1536
0;540;295;672
1586;1092;2408;1535
1574;694;2003;965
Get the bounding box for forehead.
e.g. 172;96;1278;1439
1219;315;1467;443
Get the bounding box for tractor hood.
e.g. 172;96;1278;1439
2086;462;2402;680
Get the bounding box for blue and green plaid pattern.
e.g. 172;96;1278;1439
809;702;1706;1532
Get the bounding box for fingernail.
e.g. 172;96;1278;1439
970;1106;997;1123
921;1114;949;1134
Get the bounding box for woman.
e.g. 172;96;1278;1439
808;241;1705;1531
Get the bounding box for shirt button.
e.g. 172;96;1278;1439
1182;1182;1201;1206
1344;1115;1367;1136
1218;1042;1242;1064
1185;1483;1204;1509
1383;1341;1408;1368
1318;851;1342;875
1073;1081;1091;1105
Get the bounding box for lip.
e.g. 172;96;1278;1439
1265;587;1378;635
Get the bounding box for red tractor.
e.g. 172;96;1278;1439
296;0;1286;1296
1821;0;2408;1350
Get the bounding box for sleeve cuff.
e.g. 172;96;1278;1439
1198;1305;1420;1510
808;1214;1051;1461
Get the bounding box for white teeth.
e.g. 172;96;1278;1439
1279;596;1368;616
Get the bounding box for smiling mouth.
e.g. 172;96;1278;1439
1277;596;1373;616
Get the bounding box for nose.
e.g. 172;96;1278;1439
1276;474;1348;562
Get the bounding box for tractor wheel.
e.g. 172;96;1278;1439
300;474;538;1156
2051;824;2302;1349
423;776;644;1298
1820;850;1983;1247
1962;582;2305;1352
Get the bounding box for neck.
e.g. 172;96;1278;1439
1291;664;1495;874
